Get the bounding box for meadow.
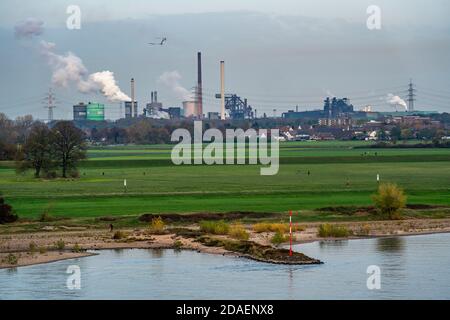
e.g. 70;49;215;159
0;140;449;220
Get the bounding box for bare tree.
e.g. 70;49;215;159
51;121;86;178
19;123;53;178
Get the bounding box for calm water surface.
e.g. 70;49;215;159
1;233;449;299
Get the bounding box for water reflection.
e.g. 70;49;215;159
6;267;17;274
376;237;405;253
150;249;164;259
287;266;294;297
319;240;349;249
113;249;125;257
375;237;407;284
1;234;449;299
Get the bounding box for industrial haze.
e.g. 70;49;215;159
0;1;449;120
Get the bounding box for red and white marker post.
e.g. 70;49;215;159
289;210;293;256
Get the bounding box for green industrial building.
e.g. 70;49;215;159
86;103;105;121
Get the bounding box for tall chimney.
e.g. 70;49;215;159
151;91;154;103
154;91;158;103
131;78;135;117
220;61;225;120
197;52;203;119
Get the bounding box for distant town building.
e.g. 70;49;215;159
311;133;335;141
318;117;353;127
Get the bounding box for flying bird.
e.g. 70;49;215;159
149;37;167;46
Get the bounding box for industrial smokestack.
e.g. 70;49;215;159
155;91;158;103
220;61;225;120
131;78;135;117
197;52;203;119
151;91;154;103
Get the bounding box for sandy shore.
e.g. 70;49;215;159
0;231;229;269
2;218;450;269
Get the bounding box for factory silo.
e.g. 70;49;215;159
183;101;198;118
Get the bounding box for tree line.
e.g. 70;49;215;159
0;114;86;178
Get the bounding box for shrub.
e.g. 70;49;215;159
173;240;183;250
372;183;407;220
228;223;250;240
39;246;47;254
39;203;57;222
39;212;52;222
72;243;82;253
252;222;303;233
357;224;371;236
54;239;65;250
0;196;18;224
148;216;165;234
199;220;230;235
318;224;351;238
3;253;18;265
270;231;289;245
253;222;286;233
29;242;38;254
113;230;127;240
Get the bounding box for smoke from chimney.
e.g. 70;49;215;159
386;93;408;111
158;71;192;101
14;18;44;39
14;18;130;102
38;41;130;102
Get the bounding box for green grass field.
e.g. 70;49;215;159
0;140;449;219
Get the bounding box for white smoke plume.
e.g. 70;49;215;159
39;41;130;102
386;94;408;111
80;71;131;102
39;41;87;88
148;110;170;120
15;18;44;39
158;71;193;101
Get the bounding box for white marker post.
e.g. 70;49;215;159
124;179;127;193
289;210;293;256
377;174;380;183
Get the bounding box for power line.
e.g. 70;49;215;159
42;88;56;121
407;79;416;112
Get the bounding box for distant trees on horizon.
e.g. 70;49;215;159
1;112;449;165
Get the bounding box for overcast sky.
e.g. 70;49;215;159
0;0;449;120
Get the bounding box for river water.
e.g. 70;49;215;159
1;233;449;299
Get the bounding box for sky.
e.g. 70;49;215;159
0;0;449;120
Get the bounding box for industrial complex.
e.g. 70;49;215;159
68;51;436;135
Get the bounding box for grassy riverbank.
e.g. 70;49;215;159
0;141;449;219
